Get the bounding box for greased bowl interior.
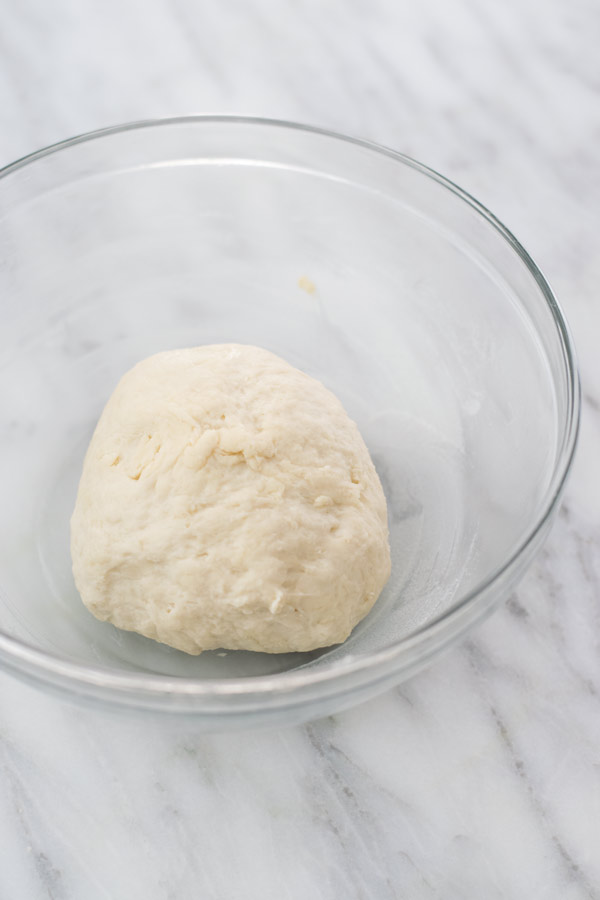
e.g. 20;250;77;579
0;118;579;727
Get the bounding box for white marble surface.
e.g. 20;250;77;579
1;0;599;897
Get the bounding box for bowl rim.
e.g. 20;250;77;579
0;115;581;706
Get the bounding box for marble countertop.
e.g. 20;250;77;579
1;1;599;897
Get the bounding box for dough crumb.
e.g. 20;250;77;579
298;275;316;294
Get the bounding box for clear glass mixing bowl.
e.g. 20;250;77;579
0;117;579;728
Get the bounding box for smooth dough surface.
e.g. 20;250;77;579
71;345;391;654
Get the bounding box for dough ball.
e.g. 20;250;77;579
71;345;391;654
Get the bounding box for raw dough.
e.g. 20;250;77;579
71;345;391;654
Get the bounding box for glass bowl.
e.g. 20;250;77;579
0;117;579;728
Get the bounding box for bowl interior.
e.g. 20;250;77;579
0;121;566;682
